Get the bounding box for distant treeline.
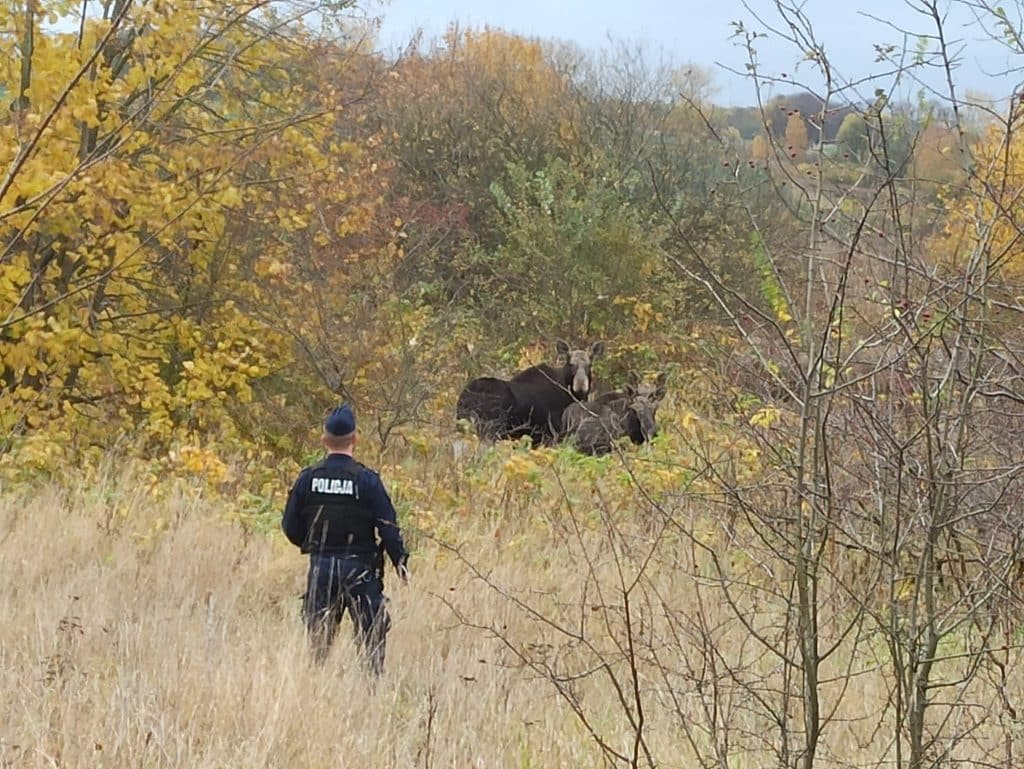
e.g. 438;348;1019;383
724;91;959;142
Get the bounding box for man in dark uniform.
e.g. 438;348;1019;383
282;404;409;673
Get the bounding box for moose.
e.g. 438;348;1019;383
456;340;604;446
561;372;667;456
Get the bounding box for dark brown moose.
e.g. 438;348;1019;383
456;340;604;446
561;373;666;455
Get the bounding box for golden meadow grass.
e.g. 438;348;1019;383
3;427;1023;768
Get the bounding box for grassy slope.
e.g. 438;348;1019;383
3;421;1021;767
1;478;587;767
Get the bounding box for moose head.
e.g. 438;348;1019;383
623;372;667;444
556;339;605;400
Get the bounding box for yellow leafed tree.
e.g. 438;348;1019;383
0;1;385;473
940;117;1024;280
784;112;809;156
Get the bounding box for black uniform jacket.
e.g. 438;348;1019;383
282;453;407;569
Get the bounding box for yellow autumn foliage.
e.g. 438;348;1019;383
941;116;1024;278
0;2;385;477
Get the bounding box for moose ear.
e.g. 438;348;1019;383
625;383;638;398
653;374;667;402
627;371;641;387
555;339;570;360
589;341;605;358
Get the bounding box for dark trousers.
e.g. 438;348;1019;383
303;554;389;673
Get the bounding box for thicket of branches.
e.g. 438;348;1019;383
434;2;1024;768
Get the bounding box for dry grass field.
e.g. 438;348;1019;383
1;456;644;769
3;441;1023;769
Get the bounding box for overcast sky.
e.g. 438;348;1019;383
372;0;1024;106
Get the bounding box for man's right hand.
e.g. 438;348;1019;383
396;563;410;584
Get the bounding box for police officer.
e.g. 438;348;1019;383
282;404;409;673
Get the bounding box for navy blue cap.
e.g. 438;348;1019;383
324;404;356;437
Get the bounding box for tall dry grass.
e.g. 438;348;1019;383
0;464;608;768
2;438;1022;768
